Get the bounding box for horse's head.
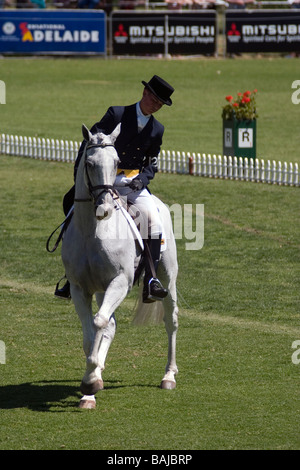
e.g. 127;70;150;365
82;124;120;220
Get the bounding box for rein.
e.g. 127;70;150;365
46;210;72;253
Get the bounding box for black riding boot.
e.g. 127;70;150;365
143;235;168;303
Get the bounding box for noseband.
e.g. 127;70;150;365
74;141;118;204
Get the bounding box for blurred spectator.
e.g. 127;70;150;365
57;0;77;7
118;0;148;9
78;0;101;7
166;0;191;9
289;0;300;7
226;0;255;7
16;0;34;7
119;0;136;9
77;0;112;14
192;0;221;8
31;0;46;6
226;0;245;8
16;0;31;6
0;0;14;6
166;0;227;8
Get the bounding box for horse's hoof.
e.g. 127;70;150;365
80;379;104;395
160;380;176;390
78;398;96;409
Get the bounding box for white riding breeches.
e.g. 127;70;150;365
114;173;162;239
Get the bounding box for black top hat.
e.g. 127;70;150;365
142;75;174;106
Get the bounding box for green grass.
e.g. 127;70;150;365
0;155;299;450
0;57;299;450
1;57;300;162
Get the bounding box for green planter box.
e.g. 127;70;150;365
223;119;256;160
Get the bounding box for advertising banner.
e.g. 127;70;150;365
111;11;216;56
0;10;106;54
226;9;300;54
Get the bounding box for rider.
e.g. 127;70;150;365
55;75;174;303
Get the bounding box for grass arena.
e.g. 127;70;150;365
0;57;299;450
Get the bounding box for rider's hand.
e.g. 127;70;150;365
129;177;144;191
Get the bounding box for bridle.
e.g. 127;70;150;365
46;141;118;252
74;141;119;204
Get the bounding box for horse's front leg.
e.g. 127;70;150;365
87;273;130;374
79;313;116;410
70;284;103;399
95;293;117;376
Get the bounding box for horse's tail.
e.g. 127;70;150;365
132;284;164;326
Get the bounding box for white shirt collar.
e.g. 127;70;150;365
136;102;150;132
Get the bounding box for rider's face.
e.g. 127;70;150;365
140;88;164;116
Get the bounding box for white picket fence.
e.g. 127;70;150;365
1;133;299;187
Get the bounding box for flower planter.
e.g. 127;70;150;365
222;90;258;160
223;118;256;160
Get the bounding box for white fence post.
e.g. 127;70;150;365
166;150;171;173
261;159;265;183
218;155;222;178
0;134;4;154
195;153;201;176
159;149;165;172
202;154;207;177
294;163;299;186
238;157;244;181
223;155;228;179
277;161;282;185
207;154;212;177
55;139;60;161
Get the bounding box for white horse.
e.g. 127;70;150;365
61;125;178;409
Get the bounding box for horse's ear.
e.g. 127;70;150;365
110;123;121;144
82;124;92;142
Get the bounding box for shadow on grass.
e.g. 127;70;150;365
0;380;82;412
0;380;159;412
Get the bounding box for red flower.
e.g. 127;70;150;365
222;89;258;120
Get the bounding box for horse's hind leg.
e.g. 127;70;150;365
161;282;179;389
159;247;179;389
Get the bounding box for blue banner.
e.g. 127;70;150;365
0;10;106;54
